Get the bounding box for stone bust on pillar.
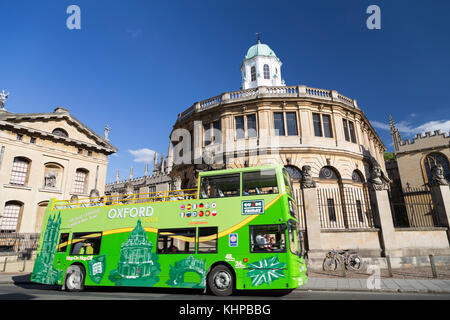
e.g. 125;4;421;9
428;164;449;186
368;161;391;191
300;165;316;188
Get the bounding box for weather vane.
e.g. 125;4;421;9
255;32;261;43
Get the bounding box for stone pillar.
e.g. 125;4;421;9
300;166;322;260
368;187;399;256
429;185;450;243
428;165;450;244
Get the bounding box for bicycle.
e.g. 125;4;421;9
322;249;362;271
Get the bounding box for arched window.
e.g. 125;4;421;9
285;165;302;180
319;166;340;181
250;66;256;81
1;201;24;233
43;163;64;189
73;168;89;194
263;64;270;79
35;201;48;233
52;128;68;138
10;157;31;186
423;152;450;183
352;170;365;183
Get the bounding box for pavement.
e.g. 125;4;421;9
1;273;450;294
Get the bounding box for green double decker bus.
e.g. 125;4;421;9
31;164;307;296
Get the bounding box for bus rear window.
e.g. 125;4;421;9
157;228;196;254
242;169;278;196
200;174;240;199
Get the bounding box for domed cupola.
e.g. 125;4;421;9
241;35;285;90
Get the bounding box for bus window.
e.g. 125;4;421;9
70;232;102;255
242;169;278;196
197;227;218;254
200;174;240;199
282;168;294;197
157;228;196;254
57;233;70;253
249;225;286;253
287;220;300;256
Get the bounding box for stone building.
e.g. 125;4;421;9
105;151;173;199
0;95;117;250
167;39;450;266
389;115;450;188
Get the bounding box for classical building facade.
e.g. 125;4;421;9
0;98;117;245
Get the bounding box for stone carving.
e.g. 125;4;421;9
44;170;57;188
0;90;9;110
300;165;316;188
428;164;449;186
104;125;111;141
368;160;391;191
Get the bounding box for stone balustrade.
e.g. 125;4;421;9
177;85;358;122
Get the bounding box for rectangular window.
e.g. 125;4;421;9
235;116;245;140
286;112;298;136
250;224;286;253
73;170;87;194
30;137;36;144
10;158;29;186
200;174;240;199
247;114;257;138
16;134;23;141
213;120;221;144
322;114;333;138
204;124;211;146
313;113;322;137
1;203;22;232
327;198;336;222
157;228;196;254
343;119;350;141
242;169;278;196
197;227;218;254
57;233;70;253
348;121;356;143
273;112;285;136
70;232;102;255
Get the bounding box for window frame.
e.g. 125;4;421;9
197;227;218;254
157;228;196;254
249;224;287;253
69;232;102;256
235;114;258;140
313;113;333;138
263;64;270;79
242;169;279;196
250;66;256;81
200;173;241;199
10;157;31;186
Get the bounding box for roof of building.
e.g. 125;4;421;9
244;40;277;60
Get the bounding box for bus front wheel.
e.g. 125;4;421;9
64;265;85;292
208;264;234;296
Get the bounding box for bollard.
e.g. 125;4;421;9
340;259;346;277
429;254;438;279
386;255;393;278
2;257;7;272
21;257;26;272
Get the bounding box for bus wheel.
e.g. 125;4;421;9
65;265;85;292
208;264;234;296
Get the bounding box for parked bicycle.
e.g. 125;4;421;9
322;249;362;271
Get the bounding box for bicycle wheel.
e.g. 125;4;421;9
322;257;337;271
347;254;362;270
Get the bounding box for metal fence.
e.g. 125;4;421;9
317;186;374;229
0;233;40;253
389;186;441;228
293;188;306;230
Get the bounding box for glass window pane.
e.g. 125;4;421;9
250;225;286;253
197;227;218;254
247;114;257;138
274;112;285;136
200;174;240;199
263;64;270;79
286;112;298;136
342;119;349;141
235;116;245;140
58;233;70;253
322;114;332;138
313;113;322;137
243;169;278;196
348;121;356;143
251;66;256;81
157;228;196;254
213;121;221;144
70;232;102;255
1;203;21;232
204;124;211;146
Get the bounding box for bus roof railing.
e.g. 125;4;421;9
52;188;198;211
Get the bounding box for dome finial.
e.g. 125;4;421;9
255;32;261;44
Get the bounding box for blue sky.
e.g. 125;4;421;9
1;0;449;182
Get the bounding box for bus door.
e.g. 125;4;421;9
55;230;71;269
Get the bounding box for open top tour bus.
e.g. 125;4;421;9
31;164;307;296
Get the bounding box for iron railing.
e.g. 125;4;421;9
0;233;40;253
